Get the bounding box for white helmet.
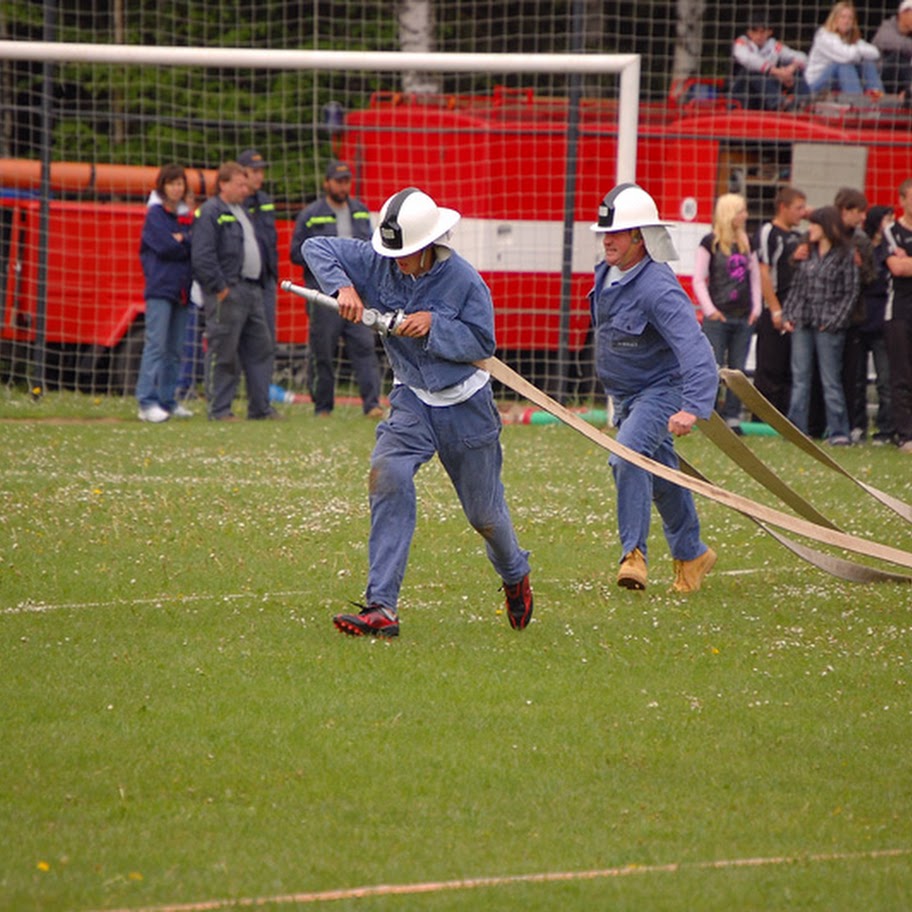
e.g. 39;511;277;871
371;187;461;257
589;183;672;233
590;182;678;262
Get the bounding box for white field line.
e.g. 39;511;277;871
1;568;765;616
1;591;310;616
86;847;911;912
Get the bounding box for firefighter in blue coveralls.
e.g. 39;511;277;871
303;187;534;638
589;184;719;593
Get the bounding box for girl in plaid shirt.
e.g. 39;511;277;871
782;205;859;445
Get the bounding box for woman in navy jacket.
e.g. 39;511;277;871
136;164;194;422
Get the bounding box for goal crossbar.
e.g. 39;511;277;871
0;42;641;183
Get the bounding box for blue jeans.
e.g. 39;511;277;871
730;73;810;110
610;384;708;564
135;297;190;412
177;305;205;396
808;60;884;95
702;316;753;424
366;383;530;610
788;327;849;440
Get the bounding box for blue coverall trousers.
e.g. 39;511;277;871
610;384;707;565
365;383;530;610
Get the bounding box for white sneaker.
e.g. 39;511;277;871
138;404;170;423
171;404;194;418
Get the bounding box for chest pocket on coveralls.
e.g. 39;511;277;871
606;310;650;352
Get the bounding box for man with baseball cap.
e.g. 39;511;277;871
873;0;912;97
238;148;281;417
589;183;719;593
302;186;534;638
290;160;382;418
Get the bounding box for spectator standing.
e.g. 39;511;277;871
136;163;194;423
885;178;912;453
239;149;281;417
192;161;275;421
175;283;205;402
291;161;383;418
731;13;809;110
692;193;762;435
805;2;885;98
589;183;718;593
173;186;204;404
754;186;808;416
781;205;859;445
833;187;876;441
846;205;896;443
872;0;912;97
303;187;534;637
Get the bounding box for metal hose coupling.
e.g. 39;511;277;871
362;308;406;337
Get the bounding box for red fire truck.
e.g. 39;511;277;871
338;86;912;355
2;87;910;391
0;188;293;393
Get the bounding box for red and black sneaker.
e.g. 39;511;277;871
333;603;399;638
502;574;534;630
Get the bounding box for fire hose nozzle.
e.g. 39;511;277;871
362;308;406;337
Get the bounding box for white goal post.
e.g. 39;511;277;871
0;42;641;184
0;40;640;400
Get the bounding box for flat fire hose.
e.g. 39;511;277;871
721;368;912;525
478;356;912;580
700;410;838;530
279;281;912;580
674;452;911;584
684;413;911;583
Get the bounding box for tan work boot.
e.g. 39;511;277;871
617;548;648;590
671;547;717;593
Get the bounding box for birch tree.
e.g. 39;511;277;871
671;0;707;88
399;0;440;94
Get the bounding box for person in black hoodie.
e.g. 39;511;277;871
136;164;194;423
850;205;897;443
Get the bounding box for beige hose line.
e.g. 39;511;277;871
480;357;912;580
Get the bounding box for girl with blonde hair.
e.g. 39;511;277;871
805;1;884;97
692;193;761;434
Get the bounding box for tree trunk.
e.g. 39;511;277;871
398;0;440;94
672;0;706;90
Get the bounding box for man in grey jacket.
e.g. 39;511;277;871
873;0;912;96
192;161;274;421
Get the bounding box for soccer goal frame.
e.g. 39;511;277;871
0;41;640;399
0;43;641;183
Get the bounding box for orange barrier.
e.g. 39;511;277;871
0;158;218;197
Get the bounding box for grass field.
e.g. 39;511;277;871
1;388;911;912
